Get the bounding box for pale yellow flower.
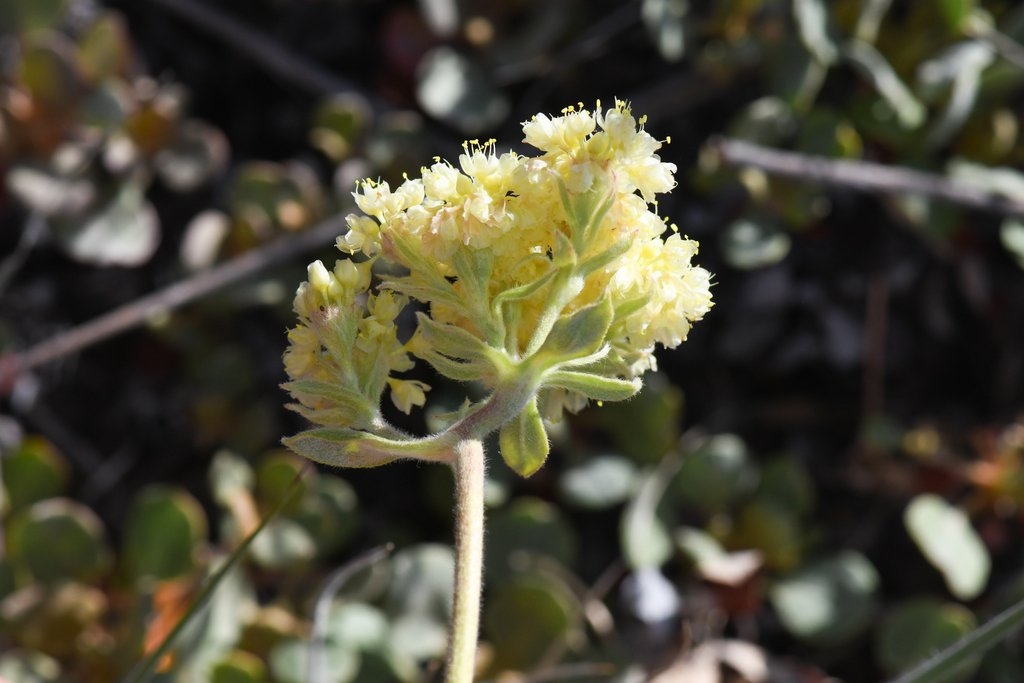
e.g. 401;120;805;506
283;99;713;451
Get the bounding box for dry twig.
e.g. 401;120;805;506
1;218;346;393
709;137;1024;217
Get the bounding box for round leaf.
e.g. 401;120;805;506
3;436;68;511
875;598;978;680
291;475;360;558
123;485;208;582
415;47;509;134
487;497;577;579
210;650;266;683
10;0;67;34
559;454;637;510
328;602;389;653
8;498;111;584
310;94;372;161
155;119;230;193
720;218;792;270
269;637;358;683
675;434;757;513
18;33;82;113
757;457;815;517
484;573;580;672
621;458;679;570
389;614;449;662
77;11;131;83
905;494;991;600
385;544;454;620
52;182;160;266
256;450;308;514
249;518;316;570
770;550;880;645
732;500;803;571
0;650;62;683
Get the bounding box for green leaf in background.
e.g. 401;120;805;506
8;498;111;584
558;454;637;510
209;449;255;507
621;453;681;570
0;650;63;683
905;494;990;600
853;0;894;44
9;0;67;34
248;517;317;569
770;550;880;645
415;47;509;135
17;33;82;112
732;499;804;571
919;42;993;148
675;433;758;513
768;37;828;112
727;97;797;145
937;0;976;32
487;497;577;579
797;108;864;158
77;11;130;84
876;598;978;680
498;396;550;477
385;544;454;622
155;119;230;193
328;602;390;652
642;0;688;62
388;613;449;662
793;0;839;65
269;637;358;683
123;485;208;582
999;219;1024;269
947;159;1024;200
6;162;96;218
2;436;68;512
720;217;792;270
256;451;309;515
52;182;161;267
844;40;926;129
576;373;683;463
757;457;816;517
209;649;266;683
674;525;726;567
310;93;372;162
291;475;360;559
483;573;580;673
953;107;1018;164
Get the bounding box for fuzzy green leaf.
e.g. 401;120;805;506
416;313;493;363
543;370;641;402
499;397;550;477
281;379;371;415
538;297;613;364
283;428;441;468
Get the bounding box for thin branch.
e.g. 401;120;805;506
309;544;394;683
478;662;616;683
0;212;46;297
1;217;346;393
708;137;1024;217
146;0;388;111
968;22;1024;71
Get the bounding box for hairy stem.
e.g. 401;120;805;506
447;438;486;683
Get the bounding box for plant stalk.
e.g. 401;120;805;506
447;437;486;683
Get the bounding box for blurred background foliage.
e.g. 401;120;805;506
3;0;1024;681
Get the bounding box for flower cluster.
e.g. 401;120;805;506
283;100;713;474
